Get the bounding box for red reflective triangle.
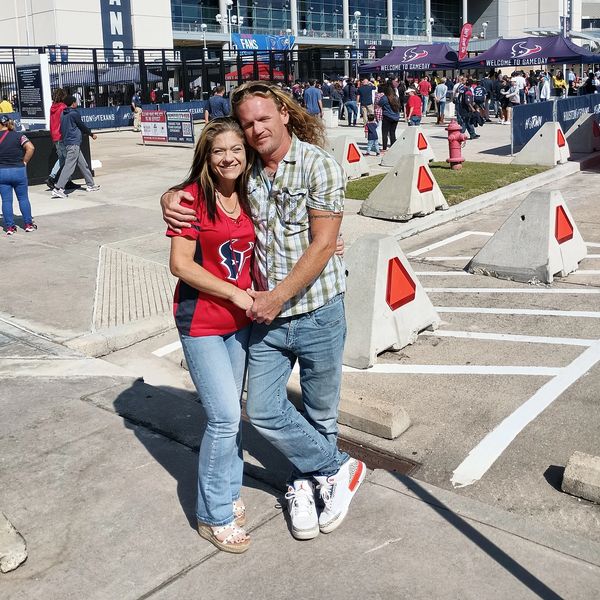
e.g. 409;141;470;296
417;166;434;193
347;143;361;163
417;132;428;150
557;128;566;148
593;120;600;138
555;205;574;244
386;257;416;310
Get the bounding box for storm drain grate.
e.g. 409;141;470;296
338;436;419;475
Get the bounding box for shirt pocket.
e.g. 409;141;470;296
276;187;309;228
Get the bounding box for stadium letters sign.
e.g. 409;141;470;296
101;0;134;62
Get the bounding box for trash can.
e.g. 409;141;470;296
323;107;339;128
25;130;93;186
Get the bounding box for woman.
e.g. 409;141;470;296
553;71;567;98
0;115;36;235
168;118;255;554
47;88;68;189
378;83;401;152
342;78;358;127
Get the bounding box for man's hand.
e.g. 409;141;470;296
245;289;284;325
161;189;197;233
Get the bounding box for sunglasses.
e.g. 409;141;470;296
230;82;278;103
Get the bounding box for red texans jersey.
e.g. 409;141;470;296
166;183;255;336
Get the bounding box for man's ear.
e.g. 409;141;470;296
280;104;290;125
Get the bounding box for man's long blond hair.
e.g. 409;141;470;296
230;81;326;148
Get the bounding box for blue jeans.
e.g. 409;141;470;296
180;326;251;526
0;166;33;229
366;139;380;154
246;294;349;481
345;101;358;126
408;116;422;126
49;140;66;178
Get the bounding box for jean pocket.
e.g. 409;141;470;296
311;295;345;328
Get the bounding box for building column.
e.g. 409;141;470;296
343;0;350;39
463;0;468;24
426;0;432;40
387;0;393;37
290;0;298;36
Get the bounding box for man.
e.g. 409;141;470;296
357;78;375;126
456;80;479;139
481;72;494;121
161;82;366;541
417;76;432;116
433;77;448;125
131;90;142;132
514;70;526;105
405;87;422;126
303;79;323;118
204;86;229;123
51;95;100;198
0;95;13;113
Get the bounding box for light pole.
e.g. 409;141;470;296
216;0;234;52
353;11;361;79
427;17;434;43
201;23;207;52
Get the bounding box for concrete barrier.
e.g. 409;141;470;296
360;155;448;221
343;234;440;369
380;126;435;166
467;189;587;283
326;134;370;180
562;451;600;504
512;121;570;166
565;113;600;154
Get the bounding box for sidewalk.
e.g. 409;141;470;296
1;323;599;599
2;121;600;597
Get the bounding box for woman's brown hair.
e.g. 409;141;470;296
174;117;254;222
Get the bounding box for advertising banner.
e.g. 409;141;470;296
458;23;473;61
556;95;595;133
141;111;168;142
232;34;295;53
166;112;194;144
100;0;134;62
512;101;555;148
15;54;51;129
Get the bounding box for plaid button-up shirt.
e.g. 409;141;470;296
248;134;346;317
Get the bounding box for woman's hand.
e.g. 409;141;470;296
335;234;345;256
230;287;254;311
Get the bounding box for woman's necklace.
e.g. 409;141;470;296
216;190;239;215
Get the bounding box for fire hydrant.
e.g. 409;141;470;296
446;119;468;170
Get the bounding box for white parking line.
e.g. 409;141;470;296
586;254;600;259
426;287;600;295
587;242;600;248
340;365;560;376
414;271;470;276
437;306;600;318
152;340;182;357
407;231;492;257
423;330;595;347
451;339;600;488
417;256;472;261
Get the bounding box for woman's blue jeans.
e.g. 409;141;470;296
180;326;250;526
246;294;349;482
345;101;358;126
0;166;33;228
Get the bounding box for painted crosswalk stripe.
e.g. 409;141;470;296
436;306;600;318
426;287;600;295
423;330;595;347
152;340;182;357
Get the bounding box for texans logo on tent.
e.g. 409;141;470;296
511;42;542;58
403;47;429;62
219;240;254;281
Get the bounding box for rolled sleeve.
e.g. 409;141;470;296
306;154;345;213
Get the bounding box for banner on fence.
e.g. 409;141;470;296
100;0;134;62
556;95;594;133
512;100;555;148
141;110;195;145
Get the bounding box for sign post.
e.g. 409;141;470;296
14;54;51;130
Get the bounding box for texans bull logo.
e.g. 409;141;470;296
219;240;254;281
403;47;429;62
511;42;542;58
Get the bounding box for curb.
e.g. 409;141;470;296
64;314;174;358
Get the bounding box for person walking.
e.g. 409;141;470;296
52;95;100;198
418;76;432;117
363;113;380;156
131;90;143;132
405;87;422;126
379;83;401;151
434;77;448;125
46;88;68;189
303;80;323;118
357;78;375;126
0;96;13;113
342;78;358;126
0;115;36;235
161;81;366;542
204;86;230;123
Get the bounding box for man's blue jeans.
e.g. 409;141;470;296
49;140;66;179
0;166;33;228
345;101;358;126
246;294;349;481
180;326;250;526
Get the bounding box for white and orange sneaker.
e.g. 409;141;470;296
315;457;366;534
285;479;319;540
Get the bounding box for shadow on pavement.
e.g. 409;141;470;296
391;473;564;600
111;380;284;530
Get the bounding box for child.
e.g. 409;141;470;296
363;113;380;156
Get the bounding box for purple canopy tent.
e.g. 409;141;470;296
360;44;458;73
459;36;599;69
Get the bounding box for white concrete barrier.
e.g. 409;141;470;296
512;121;570;166
326;134;370;180
380;125;435;166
